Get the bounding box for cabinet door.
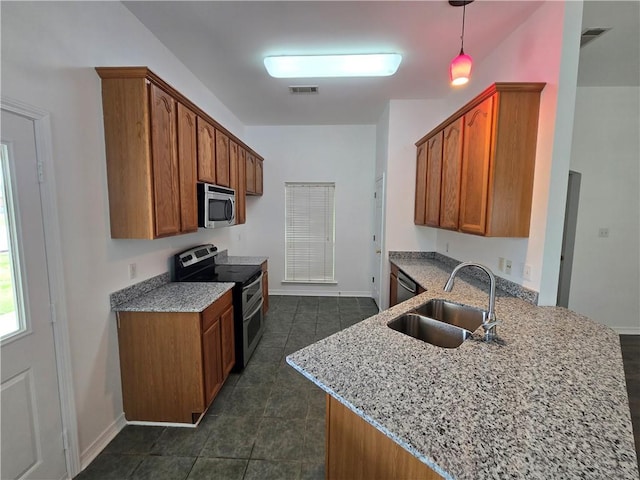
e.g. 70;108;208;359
459;96;494;235
255;159;263;195
177;103;198;233
202;320;223;406
237;147;247;224
220;305;235;378
425;133;443;227
215;130;230;187
229;140;238;189
440;118;464;230
149;84;181;237
245;154;256;194
197;117;216;184
414;143;427;225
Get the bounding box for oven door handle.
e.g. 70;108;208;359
244;297;264;320
244;272;263;291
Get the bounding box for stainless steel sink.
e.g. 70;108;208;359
387;313;473;349
412;299;487;333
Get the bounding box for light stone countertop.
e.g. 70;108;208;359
215;253;268;266
112;282;235;313
286;258;639;479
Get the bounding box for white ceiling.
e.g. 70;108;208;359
123;1;638;126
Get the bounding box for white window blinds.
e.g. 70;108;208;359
285;183;336;283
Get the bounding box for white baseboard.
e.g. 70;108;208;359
614;327;640;335
79;413;127;471
270;289;372;297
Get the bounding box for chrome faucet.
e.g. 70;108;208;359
443;262;499;340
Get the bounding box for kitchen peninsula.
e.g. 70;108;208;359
286;254;639;479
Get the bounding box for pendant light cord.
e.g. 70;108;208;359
460;4;466;53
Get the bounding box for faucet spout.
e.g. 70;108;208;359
443;262;498;339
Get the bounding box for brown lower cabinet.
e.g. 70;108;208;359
326;395;443;479
116;290;234;424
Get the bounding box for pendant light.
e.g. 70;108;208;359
449;0;474;86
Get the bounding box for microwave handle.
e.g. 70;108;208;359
225;199;234;221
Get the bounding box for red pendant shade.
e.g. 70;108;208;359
449;50;473;86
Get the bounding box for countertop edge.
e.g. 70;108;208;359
285;357;455;480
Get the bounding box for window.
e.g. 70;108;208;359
285;183;336;283
0;144;26;341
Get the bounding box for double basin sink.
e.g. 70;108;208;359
388;299;488;348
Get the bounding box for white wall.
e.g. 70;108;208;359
568;86;640;333
244;125;376;296
1;1;258;466
380;2;582;303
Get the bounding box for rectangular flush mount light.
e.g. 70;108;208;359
264;53;402;78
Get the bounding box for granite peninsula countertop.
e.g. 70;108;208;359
286;258;639;479
112;282;234;313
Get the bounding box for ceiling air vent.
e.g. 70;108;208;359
580;27;611;48
289;85;319;94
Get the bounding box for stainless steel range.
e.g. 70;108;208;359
173;244;264;370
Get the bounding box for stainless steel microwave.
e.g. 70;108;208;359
197;183;236;228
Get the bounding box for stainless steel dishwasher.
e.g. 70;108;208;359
396;270;418;304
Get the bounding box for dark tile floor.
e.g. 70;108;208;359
74;295;379;480
620;335;640;472
75;300;640;479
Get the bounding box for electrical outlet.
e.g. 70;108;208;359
505;260;512;275
598;227;609;238
498;257;505;272
523;264;532;281
128;263;137;280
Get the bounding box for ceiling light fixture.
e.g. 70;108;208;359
449;0;474;86
263;54;402;78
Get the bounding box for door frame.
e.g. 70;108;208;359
557;170;581;307
1;97;80;477
372;174;386;309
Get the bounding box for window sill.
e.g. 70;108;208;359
281;280;338;285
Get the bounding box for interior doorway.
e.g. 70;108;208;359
371;175;385;309
557;170;582;307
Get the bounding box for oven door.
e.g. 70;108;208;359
242;297;265;367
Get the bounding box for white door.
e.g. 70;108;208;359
1;110;67;480
371;176;385;309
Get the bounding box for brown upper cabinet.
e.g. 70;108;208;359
237;147;247;223
197;117;216;184
439;118;464;231
415;82;545;237
255;158;263;196
95;67;264;238
229;142;246;225
176;104;199;234
245;153;263;196
424;132;443;227
215;130;230;187
414;143;427;225
245;153;256;194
